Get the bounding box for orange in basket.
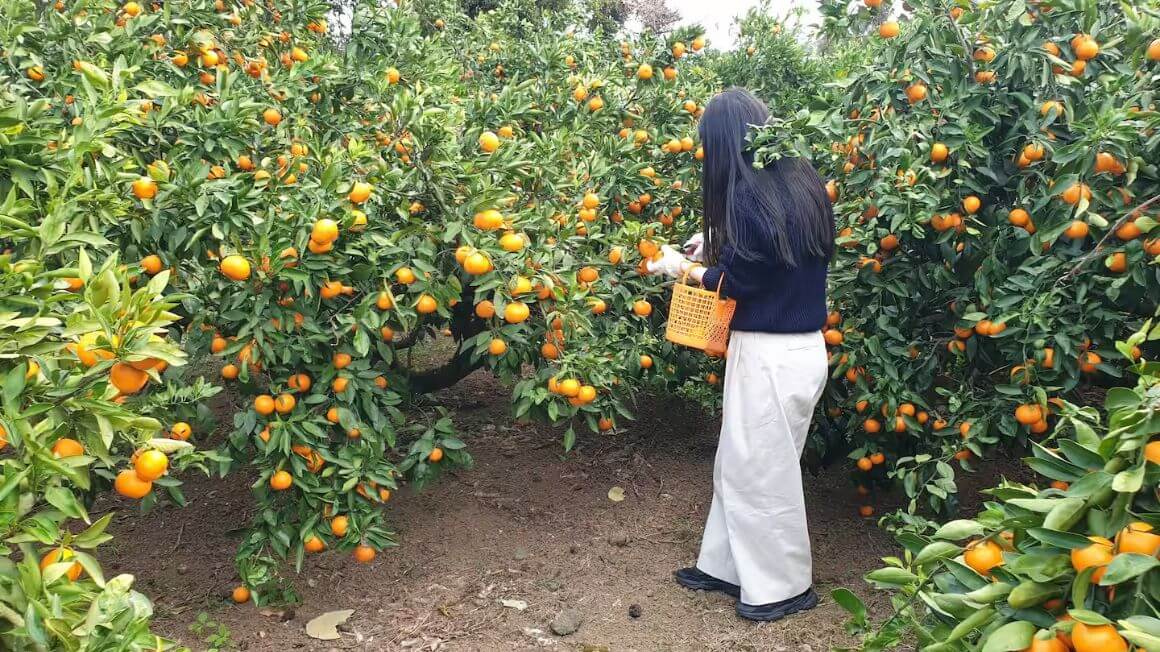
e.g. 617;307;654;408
665;272;735;357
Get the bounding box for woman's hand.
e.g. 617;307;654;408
646;245;694;278
683;233;705;262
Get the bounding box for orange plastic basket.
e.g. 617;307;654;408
664;272;736;357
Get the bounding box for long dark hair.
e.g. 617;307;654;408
698;87;834;267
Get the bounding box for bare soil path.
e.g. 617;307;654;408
99;371;955;651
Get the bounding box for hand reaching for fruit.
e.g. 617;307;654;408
646;245;695;278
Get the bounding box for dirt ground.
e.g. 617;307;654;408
98;370;999;651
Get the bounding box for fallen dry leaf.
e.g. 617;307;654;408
501;599;528;611
607;486;625;502
305;609;354;640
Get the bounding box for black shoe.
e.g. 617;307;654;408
735;587;819;622
673;567;741;598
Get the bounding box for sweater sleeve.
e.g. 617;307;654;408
699;244;771;300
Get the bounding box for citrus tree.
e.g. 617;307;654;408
754;0;1160;517
835;323;1160;651
0;84;219;647
3;0;732;605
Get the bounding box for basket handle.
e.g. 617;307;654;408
679;268;725;296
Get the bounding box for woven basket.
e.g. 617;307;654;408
664;272;735;357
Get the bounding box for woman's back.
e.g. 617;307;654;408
700;159;831;333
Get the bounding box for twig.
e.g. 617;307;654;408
1060;193;1160;282
170;523;184;553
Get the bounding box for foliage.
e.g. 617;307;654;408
708;3;832;116
755;0;1160;516
0;97;211;646
0;0;732;612
837;322;1160;651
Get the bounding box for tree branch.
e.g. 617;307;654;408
1059;193;1160;283
406;283;488;394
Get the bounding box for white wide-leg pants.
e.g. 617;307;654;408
695;330;828;606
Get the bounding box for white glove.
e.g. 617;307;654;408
646;245;692;278
683;233;705;262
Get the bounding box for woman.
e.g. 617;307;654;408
647;87;834;622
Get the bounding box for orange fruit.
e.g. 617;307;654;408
824;329;844;346
141;254;164;275
51;438;85;458
1115;220;1141;241
859;505;875;517
134;449;169;481
1063;220;1089;239
856;456;873;471
416;294;438;314
304;536;325;553
221;363;240;380
474;300;496;319
463;252;492;275
312;218;339;243
429;447;444;462
394;267;416;286
1079;351;1101;373
503;302;530;323
930;142;948;163
262;107;281;126
878;21;900;38
631;300;652;317
1116;522;1160;556
1060;182;1091;204
40;548;83;581
348;181;372;204
131;176;158;200
1106;252;1127;274
863;418;881;434
331;352;352;369
964;539;1004;575
479;131;500;153
870;452;885;465
488;338;507;356
639;354;653;369
1015;404;1043;425
220;255;251;280
962;196;981;214
1071;623;1126;652
269;470;293;491
110;362;149;394
905;82;927;104
578;266;599;283
559;379;581;398
288;373;311;392
1073;36;1099;60
274;393;296;413
253;394;275;415
353;545;376;563
114;468;153;498
1070;536;1113;583
232;586;250;603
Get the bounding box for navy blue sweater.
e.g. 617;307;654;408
699;184;829;333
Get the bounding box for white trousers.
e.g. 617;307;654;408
695;330;828;606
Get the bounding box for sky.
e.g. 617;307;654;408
667;0;821;49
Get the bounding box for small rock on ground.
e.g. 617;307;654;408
550;608;584;636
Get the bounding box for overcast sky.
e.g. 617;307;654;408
668;0;820;49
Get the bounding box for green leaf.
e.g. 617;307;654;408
830;588;866;623
865;567;919;587
915;541;961;566
1026;528;1094;550
44;487;88;522
1112;465;1144;493
980;620;1035;652
1042;497;1086;531
1099;553;1159;585
934;519;984;541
